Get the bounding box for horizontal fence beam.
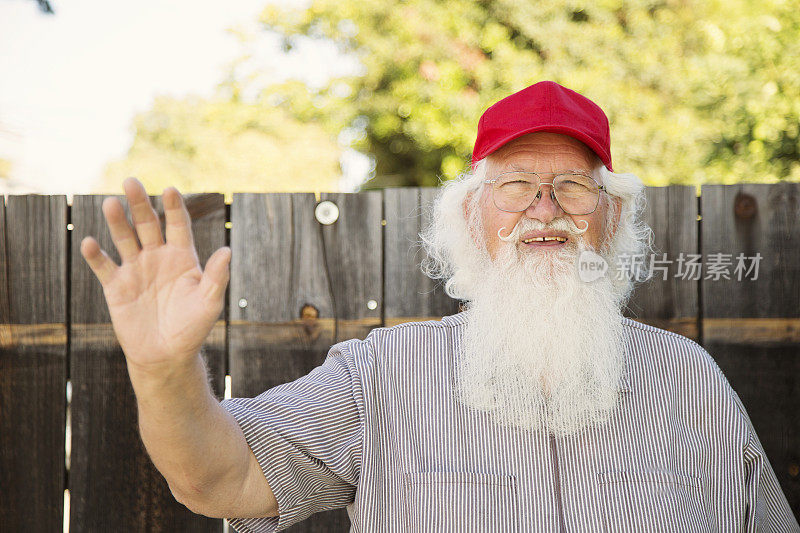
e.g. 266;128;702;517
5;317;798;350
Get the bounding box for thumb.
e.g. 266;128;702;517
199;246;231;302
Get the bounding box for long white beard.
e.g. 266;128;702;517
455;217;627;436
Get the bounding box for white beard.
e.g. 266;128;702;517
455;217;627;436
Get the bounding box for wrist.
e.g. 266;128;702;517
125;351;208;399
125;349;201;379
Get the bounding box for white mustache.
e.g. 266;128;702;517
497;217;589;243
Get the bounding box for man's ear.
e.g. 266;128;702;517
463;191;473;221
463;190;484;246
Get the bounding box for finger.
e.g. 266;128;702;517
102;196;140;263
80;236;119;286
163;186;195;249
199;247;231;305
123;177;165;250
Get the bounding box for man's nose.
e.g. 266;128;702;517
524;183;563;223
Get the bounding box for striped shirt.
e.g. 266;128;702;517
221;313;799;532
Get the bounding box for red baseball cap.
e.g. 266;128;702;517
471;81;612;171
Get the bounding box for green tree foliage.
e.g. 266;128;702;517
249;0;800;187
102;95;343;200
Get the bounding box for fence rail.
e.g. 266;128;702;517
1;184;799;531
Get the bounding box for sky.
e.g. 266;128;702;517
0;0;365;197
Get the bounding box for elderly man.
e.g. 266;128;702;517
80;81;798;532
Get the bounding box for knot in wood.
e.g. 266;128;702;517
734;192;757;220
300;304;319;320
300;304;321;340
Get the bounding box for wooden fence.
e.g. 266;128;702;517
1;184;798;531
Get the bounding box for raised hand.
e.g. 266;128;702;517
80;177;231;371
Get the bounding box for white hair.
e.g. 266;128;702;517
594;163;655;302
419;159;490;300
419;157;654;307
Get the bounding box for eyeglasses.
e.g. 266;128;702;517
484;171;607;215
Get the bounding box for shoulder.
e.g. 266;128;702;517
621;318;733;394
328;313;465;365
364;312;466;344
622;317;711;364
621;318;747;412
337;313;465;369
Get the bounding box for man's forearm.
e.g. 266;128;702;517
126;353;252;511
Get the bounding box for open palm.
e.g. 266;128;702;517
80;177;231;369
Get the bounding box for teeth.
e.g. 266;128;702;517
522;236;567;244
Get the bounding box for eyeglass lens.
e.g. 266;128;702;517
493;172;600;215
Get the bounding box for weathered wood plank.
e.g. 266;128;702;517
383;187;461;325
320;192;383;341
69;192;225;532
702;317;800;344
702;184;800;318
228;193;332;397
229;192;382;532
701;183;800;513
625;185;699;337
0;195;67;531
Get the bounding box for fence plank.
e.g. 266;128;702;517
625;185;699;338
228;193;331;398
0;195;67;531
229;192;382;531
701;183;800;514
383;187;460;325
321;192;383;341
69;192;225;532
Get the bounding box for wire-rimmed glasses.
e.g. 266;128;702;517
484;171;606;215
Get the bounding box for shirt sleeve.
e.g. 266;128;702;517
219;338;366;533
735;395;800;531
